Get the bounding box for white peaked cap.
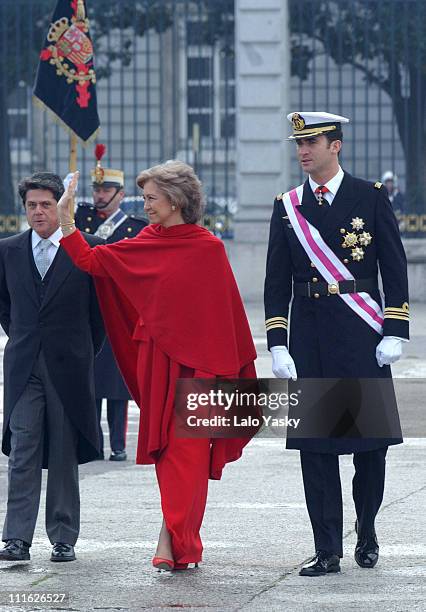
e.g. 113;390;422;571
286;111;350;139
382;170;396;182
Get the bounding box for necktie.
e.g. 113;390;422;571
314;185;330;206
35;238;51;279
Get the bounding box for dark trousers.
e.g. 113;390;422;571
95;399;128;454
2;351;80;546
300;447;388;557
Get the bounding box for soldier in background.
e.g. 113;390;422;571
381;170;405;215
75;145;147;461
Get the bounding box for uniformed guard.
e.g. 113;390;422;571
264;112;409;576
381;170;405;215
75;144;147;461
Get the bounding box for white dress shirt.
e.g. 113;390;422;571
32;227;63;271
309;165;344;205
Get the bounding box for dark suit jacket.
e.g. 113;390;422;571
0;229;105;466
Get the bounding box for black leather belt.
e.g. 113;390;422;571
293;278;378;298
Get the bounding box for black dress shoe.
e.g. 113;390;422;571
355;533;379;568
299;550;341;576
354;519;379;568
109;450;127;462
51;543;76;562
0;539;30;561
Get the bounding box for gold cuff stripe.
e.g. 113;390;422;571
266;319;288;326
384;310;410;316
385;310;410;317
384;308;410;314
265;317;288;325
384;314;409;321
384;311;409;316
266;321;288;330
266;323;288;331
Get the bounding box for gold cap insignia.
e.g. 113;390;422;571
292;113;306;131
94;165;105;184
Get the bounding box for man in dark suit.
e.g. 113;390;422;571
264;112;409;576
75;145;146;461
0;172;105;562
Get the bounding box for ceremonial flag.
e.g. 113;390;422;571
33;0;99;143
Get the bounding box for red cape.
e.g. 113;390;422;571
61;225;257;477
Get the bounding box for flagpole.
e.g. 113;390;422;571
69;133;78;220
70;133;78;173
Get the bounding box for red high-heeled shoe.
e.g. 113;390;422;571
174;562;199;570
152;556;174;571
173;562;188;570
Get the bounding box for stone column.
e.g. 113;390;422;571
229;0;290;301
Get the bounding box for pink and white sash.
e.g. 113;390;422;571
283;186;384;335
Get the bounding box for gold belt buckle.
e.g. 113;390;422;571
328;282;340;295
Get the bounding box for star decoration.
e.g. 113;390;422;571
351;217;365;231
342;232;358;248
358;231;372;246
351;247;364;262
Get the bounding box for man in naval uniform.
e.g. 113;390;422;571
264;112;409;576
75;146;147;461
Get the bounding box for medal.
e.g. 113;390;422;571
358;231;372;246
351;217;365;231
342;232;358;248
96;222;114;239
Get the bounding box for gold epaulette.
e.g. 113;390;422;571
374;182;383;189
265;316;288;331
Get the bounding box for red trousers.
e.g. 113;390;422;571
135;326;255;563
135;331;211;562
155;422;210;563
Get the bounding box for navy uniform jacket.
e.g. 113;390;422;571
264;172;409;454
76;203;147;400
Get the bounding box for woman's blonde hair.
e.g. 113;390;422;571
136;160;204;224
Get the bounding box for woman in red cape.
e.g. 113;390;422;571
58;161;257;571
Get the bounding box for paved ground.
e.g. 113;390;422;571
0;302;425;611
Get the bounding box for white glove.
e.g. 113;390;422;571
271;346;297;380
63;172;79;193
376;337;403;367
